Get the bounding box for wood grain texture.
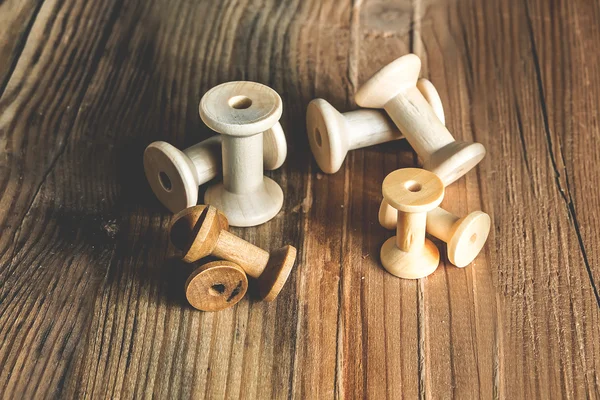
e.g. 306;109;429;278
0;0;599;399
0;0;45;95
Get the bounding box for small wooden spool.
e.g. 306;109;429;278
307;78;445;174
380;168;444;279
355;54;486;186
379;206;491;268
185;260;248;311
170;205;296;301
199;81;284;227
143;124;287;213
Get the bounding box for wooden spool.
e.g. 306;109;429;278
185;260;248;311
199;81;284;227
380;168;444;279
380;206;491;267
306;78;445;174
355;53;486;186
143;123;287;213
170;205;296;301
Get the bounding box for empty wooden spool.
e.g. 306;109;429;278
144;124;287;213
170;205;296;301
355;53;485;186
307;78;445;174
379;206;491;268
380;168;444;279
200;81;285;227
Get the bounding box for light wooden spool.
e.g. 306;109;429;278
170;205;296;301
199;81;284;227
185;260;248;311
307;78;445;174
355;53;486;186
144;124;287;213
380;206;490;267
380;168;444;279
428;208;491;267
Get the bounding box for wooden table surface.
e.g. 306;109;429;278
1;0;599;398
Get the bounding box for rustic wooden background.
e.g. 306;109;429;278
1;0;599;398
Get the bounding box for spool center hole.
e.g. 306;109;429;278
228;95;252;109
159;171;172;191
209;283;226;296
470;233;477;243
404;181;422;192
315;128;323;147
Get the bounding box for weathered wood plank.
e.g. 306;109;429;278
449;0;600;398
523;0;600;396
288;2;354;399
417;1;498;399
0;0;129;398
337;1;421;398
342;0;497;398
